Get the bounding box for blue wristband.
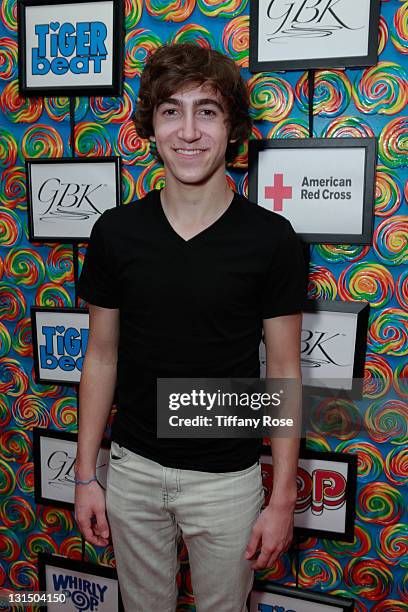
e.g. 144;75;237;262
74;476;98;485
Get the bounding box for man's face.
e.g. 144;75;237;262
150;83;231;186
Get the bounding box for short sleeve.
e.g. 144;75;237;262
77;213;120;309
261;220;306;319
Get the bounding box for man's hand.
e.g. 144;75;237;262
75;481;110;547
245;502;294;570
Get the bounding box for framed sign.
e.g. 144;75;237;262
249;581;354;612
260;300;369;396
38;553;123;611
248;138;376;244
26;157;122;242
18;0;124;96
33;428;110;510
31;307;89;385
301;300;370;395
249;0;380;72
260;446;357;541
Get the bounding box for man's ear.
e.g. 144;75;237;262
228;129;238;144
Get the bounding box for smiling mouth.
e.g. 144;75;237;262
174;149;206;156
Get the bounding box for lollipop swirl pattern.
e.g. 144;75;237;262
221;16;248;66
169;23;215;48
391;2;408;54
378;117;408;167
1;166;26;207
247;74;293;122
368;309;408;356
296;70;352;117
0;127;17;167
352;62;408;115
363;354;393;398
375;167;402;217
0;0;17;32
125;0;143;28
0;80;42;123
124;29;162;78
145;0;195;22
344;558;393;600
44;97;89;122
197;0;247;18
373;216;408;265
297;550;343;589
338;262;394;308
385;448;408;486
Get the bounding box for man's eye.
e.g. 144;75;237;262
162;108;177;116
200;109;216;116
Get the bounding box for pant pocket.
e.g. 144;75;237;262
109;440;132;464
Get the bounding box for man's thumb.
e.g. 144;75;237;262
95;511;109;538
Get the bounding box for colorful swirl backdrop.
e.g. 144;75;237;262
0;0;407;610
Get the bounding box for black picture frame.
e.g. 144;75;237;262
31;306;89;386
18;0;124;96
38;553;123;611
248;138;376;245
249;0;380;72
301;299;370;398
260;299;370;398
260;445;357;541
25;156;122;243
33;427;110;510
249;581;354;611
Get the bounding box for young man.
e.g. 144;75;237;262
75;43;305;612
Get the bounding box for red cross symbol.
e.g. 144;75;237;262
264;174;293;212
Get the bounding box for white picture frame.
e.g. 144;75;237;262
249;0;380;72
31;307;89;385
26;157;122;242
33;428;110;509
260;446;357;541
249;581;354;612
248;138;376;245
18;0;123;96
38;553;123;611
260;300;369;396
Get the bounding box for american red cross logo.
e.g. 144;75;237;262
264;174;293;212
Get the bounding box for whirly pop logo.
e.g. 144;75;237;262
32;21;108;76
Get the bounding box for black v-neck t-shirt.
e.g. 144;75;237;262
78;188;305;471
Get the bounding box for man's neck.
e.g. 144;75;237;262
161;172;234;227
158;171;235;241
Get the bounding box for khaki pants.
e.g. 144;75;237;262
106;441;264;612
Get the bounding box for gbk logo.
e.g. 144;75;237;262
46;449;106;490
301;329;350;367
38;178;105;222
265;0;360;40
47;450;76;487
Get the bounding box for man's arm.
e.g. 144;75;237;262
245;313;302;569
75;304;119;547
264;313;301;507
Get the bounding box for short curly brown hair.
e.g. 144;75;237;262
133;43;252;164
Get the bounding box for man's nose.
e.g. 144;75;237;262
178;112;201;142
